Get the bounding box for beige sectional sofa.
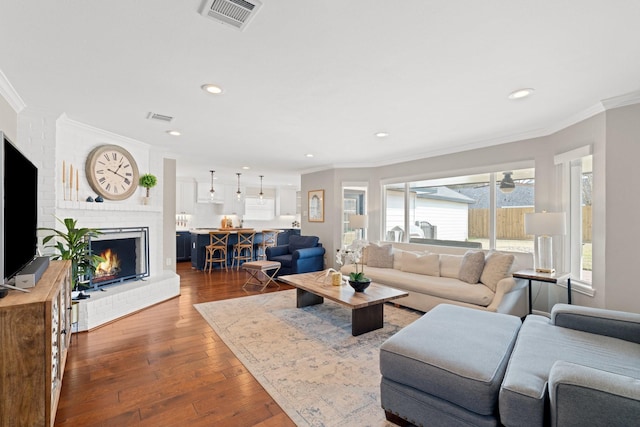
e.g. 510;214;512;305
340;242;532;317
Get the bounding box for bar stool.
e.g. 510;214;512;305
204;231;230;272
257;229;279;260
232;230;256;270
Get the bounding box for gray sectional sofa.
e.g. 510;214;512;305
380;303;640;427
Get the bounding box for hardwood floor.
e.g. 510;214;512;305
55;262;297;427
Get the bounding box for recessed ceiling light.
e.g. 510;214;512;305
201;84;223;94
166;130;181;136
508;88;535;100
375;132;389;138
305;153;314;158
242;166;250;170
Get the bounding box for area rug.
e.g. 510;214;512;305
194;289;421;427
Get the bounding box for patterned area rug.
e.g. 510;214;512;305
194;289;421;427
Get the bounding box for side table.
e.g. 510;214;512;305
512;269;571;314
242;260;281;291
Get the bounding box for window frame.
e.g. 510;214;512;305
555;145;594;291
381;163;535;251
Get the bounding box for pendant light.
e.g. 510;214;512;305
259;175;264;200
209;170;215;201
236;173;242;200
257;175;265;205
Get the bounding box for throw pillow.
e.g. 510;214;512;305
480;251;515;292
366;242;394;268
393;248;405;270
401;251;440;276
439;254;463;279
458;250;485;284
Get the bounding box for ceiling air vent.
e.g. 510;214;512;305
199;0;263;31
147;112;174;122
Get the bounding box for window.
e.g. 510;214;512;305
555;146;593;286
342;184;367;246
383;168;535;252
570;155;593;284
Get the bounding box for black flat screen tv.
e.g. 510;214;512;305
2;132;38;284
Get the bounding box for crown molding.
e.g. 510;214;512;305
58;113;151;150
313;90;640;173
0;69;26;113
600;90;640;110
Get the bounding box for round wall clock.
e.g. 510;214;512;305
85;144;140;201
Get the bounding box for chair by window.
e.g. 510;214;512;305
232;230;256;270
204;231;230;272
257;229;279;260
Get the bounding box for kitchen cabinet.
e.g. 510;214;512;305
277;188;298;216
176;231;191;261
176;178;195;214
244;197;275;220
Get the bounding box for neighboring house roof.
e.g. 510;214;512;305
415;186;476;204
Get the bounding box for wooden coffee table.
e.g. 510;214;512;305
278;272;409;336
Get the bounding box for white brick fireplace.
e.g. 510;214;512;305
24;112;181;331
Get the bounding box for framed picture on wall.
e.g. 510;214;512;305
308;189;324;222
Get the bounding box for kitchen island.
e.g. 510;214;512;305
189;228;300;270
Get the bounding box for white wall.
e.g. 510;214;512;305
604;103;640;313
303;104;640;313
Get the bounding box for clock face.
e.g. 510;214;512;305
85;145;140;200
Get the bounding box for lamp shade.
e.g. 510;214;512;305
524;212;566;236
349;214;368;229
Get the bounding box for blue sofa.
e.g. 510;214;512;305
265;235;325;276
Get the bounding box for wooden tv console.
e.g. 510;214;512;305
0;260;72;427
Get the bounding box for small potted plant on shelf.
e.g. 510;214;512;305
336;239;370;292
39;217;103;295
139;173;157;204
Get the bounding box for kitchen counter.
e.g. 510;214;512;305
189;228;301;270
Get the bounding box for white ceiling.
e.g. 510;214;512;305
1;1;639;186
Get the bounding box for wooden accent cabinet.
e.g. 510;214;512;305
0;260;72;427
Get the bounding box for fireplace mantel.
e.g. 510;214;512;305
57;200;162;212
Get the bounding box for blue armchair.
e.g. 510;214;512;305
266;235;325;276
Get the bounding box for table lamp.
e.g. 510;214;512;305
349;214;368;240
524;211;566;273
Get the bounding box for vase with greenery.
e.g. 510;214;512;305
336;239;371;291
139;173;157;198
39;217;103;291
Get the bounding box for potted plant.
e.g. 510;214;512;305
39;217;103;293
336;239;371;292
139;173;157;204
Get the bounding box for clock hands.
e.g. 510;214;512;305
107;168;127;179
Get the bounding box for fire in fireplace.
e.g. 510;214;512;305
87;227;149;289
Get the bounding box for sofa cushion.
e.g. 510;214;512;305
439;254;463;279
480;251;515;292
459;250;485;284
499;314;640;427
401;251;440;276
288;235;319;254
366;242;394;268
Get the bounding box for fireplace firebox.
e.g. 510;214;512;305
87;227;149;289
